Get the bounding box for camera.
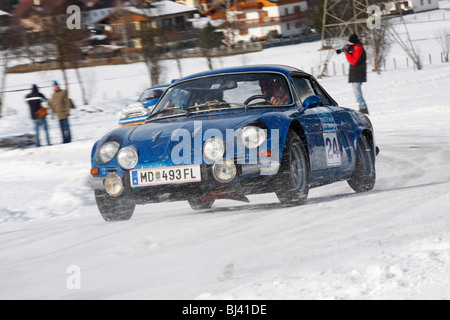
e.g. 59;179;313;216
336;44;353;55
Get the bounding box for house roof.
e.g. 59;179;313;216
0;10;10;16
125;1;198;17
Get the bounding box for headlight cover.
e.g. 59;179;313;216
203;138;225;162
241;126;267;149
117;147;138;170
104;173;124;197
213;159;236;183
98;141;120;164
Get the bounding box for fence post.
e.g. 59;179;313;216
406;57;409;67
393;58;397;69
333;61;336;76
429;54;432;65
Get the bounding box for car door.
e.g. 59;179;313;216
308;76;352;175
290;74;349;183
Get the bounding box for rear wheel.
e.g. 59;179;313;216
272;131;310;205
94;190;135;221
188;198;215;210
347;134;376;192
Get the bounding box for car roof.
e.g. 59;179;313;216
144;84;170;90
179;64;304;82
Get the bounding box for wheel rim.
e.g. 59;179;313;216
290;144;306;190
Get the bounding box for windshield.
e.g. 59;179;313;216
148;73;292;120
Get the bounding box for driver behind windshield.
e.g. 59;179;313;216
258;78;291;105
203;89;225;104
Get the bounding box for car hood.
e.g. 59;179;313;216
126;109;275;166
129;109;270;142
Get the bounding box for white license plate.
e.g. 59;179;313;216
130;165;201;187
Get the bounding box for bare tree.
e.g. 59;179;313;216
140;23;164;86
435;27;450;63
134;2;164;86
0;49;11;118
0;20;23;118
360;19;391;72
164;28;186;79
35;0;89;104
197;22;218;70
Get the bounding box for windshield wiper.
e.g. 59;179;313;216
187;102;246;112
146;107;187;121
187;102;230;111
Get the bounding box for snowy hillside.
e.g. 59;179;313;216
0;2;449;300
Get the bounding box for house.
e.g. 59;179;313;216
93;1;198;51
379;0;439;14
409;0;439;12
199;0;309;43
80;0;115;29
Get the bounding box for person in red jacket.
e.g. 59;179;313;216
343;34;369;115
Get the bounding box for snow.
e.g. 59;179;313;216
0;2;449;300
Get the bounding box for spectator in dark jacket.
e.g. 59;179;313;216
25;84;51;147
345;34;369;114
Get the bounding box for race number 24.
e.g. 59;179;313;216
324;132;341;166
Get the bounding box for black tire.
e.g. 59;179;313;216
272;131;310;205
347;134;376;193
188;198;215;210
94;190;135;221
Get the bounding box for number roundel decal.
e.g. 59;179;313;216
314;108;342;167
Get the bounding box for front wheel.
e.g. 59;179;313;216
347;134;376;193
272;131;310;205
94;190;136;221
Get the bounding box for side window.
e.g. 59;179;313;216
291;76;315;104
310;79;332;106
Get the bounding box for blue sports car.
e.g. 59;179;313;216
118;84;170;127
90;65;377;221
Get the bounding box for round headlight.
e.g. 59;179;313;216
241;126;267;149
213;159;236;183
117;147;138;170
99;141;120;164
203;138;225;162
104;173;124;197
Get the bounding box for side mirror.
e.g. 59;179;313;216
301;95;322;110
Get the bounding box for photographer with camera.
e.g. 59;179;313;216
337;34;369;115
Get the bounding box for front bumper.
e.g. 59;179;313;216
89;160;280;197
